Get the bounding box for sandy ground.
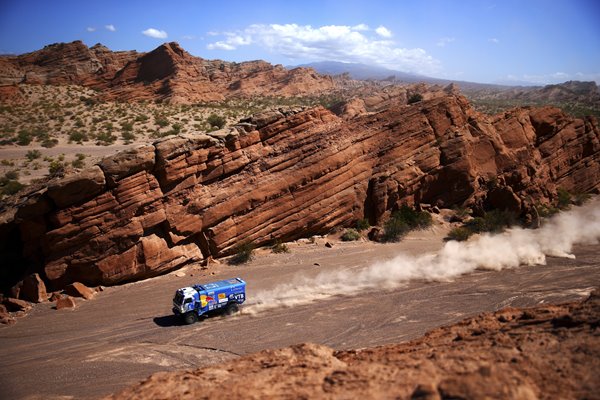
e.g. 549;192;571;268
0;226;599;400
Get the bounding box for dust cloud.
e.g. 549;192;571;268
244;199;600;315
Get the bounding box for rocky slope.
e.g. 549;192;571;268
1;91;599;294
107;290;600;399
0;41;335;103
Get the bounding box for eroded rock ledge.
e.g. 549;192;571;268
1;94;599;291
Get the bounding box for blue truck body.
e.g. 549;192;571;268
172;277;246;324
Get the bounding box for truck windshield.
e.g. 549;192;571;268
174;292;185;305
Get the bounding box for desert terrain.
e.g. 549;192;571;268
0;224;598;399
1;39;600;400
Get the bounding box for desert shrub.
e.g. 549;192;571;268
4;170;19;180
0;179;24;196
557;188;572;209
408;93;423;104
135;114;149;122
271;241;290;254
69;131;88;143
1;160;14;166
121;121;134;132
154;115;169;128
383;205;432;242
41;138;58;148
383;217;410;242
536;203;559;218
482;209;516;232
341;228;361;241
394;205;433;229
96;132;116;145
445;227;472;242
74;118;85;128
48;161;66;177
71;153;86;169
229;241;255;265
207;113;226;129
572;192;591;206
121;130;136;143
16;130;32;145
355;218;370;231
26;150;41;161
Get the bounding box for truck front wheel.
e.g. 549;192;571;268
183;312;198;325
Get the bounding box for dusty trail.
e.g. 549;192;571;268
0;234;598;399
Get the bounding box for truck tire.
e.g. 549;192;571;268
225;302;239;315
183;312;198;325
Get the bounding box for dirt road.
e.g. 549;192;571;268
1;236;599;400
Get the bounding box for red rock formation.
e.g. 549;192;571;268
0;41;335;103
64;282;95;300
55;296;76;310
0;95;598;291
18;273;48;303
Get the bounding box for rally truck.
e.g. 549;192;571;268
172;277;246;324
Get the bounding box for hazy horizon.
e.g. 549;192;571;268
1;0;599;85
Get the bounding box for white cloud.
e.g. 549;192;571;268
352;23;370;31
105;24;116;32
206;23;440;75
182;35;196;40
86;27;96;32
142;28;168;39
489;38;499;44
437;37;455;47
375;25;392;38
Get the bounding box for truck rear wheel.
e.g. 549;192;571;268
183;312;198;325
225;302;239;315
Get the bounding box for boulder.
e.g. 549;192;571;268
0;304;15;324
19;273;48;303
64;282;95;300
99;145;156;186
4;297;32;312
55;296;76;310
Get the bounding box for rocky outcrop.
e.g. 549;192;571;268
1;94;599;291
107;291;600;399
64;282;95;300
0;41;335;103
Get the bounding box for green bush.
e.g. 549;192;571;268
207;113;226;129
341;229;361;241
229;241;255;264
16;130;32;145
48;161;65;177
355;218;370;231
0;179;24;196
382;205;432;242
383;217;410;242
271;241;290;254
445;227;472;242
41;138;58;148
557;188;572;209
69;131;88;143
96;132;116;145
408;93;423;104
26;150;42;161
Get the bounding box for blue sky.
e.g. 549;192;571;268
0;0;599;85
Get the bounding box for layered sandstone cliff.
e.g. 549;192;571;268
0;41;335;103
1;93;599;292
